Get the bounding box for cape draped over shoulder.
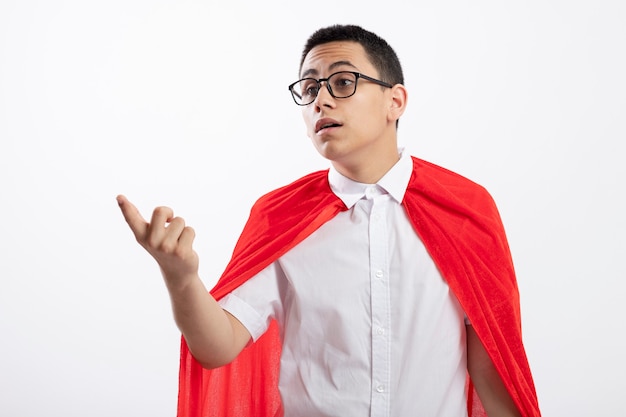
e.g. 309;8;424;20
176;157;541;417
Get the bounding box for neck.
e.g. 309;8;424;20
332;147;401;184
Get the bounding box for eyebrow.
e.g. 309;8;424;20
301;60;359;78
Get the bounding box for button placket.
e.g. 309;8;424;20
368;189;391;416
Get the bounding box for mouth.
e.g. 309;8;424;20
315;118;342;134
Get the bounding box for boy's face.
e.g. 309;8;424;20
299;41;401;177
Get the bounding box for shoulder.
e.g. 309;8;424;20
256;170;329;201
407;156;497;210
410;156;482;187
250;169;336;215
410;156;491;193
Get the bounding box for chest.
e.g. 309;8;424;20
277;195;455;322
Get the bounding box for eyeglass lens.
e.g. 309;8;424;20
292;72;358;105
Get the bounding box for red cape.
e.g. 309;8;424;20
176;157;541;417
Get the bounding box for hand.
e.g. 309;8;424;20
116;195;200;288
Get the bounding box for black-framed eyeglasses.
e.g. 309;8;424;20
288;71;393;106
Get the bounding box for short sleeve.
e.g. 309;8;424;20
218;261;285;342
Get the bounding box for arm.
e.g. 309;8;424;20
467;325;521;417
117;195;251;368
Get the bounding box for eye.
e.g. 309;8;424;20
330;72;356;94
300;79;319;99
305;86;320;96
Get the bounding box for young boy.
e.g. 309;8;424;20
118;24;541;417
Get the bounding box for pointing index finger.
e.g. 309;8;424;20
116;194;149;240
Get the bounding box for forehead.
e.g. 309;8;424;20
300;41;374;77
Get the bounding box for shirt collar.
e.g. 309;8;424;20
328;149;413;208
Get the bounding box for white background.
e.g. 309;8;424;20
1;1;624;416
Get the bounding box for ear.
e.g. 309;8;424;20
387;84;408;124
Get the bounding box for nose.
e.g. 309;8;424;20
313;81;335;110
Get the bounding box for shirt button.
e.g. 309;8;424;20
376;327;385;335
375;270;383;279
376;385;385;393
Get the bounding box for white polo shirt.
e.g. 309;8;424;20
219;151;468;417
